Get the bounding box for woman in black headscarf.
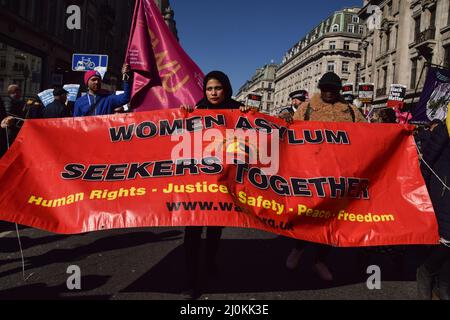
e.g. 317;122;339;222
180;71;249;299
182;70;245;111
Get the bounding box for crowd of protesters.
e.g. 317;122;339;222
0;67;449;300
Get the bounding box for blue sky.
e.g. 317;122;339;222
170;0;363;93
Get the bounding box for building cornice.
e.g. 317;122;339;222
280;33;362;68
276;50;361;82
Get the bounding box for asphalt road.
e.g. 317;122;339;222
0;221;431;300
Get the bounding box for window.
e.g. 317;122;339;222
0;56;5;69
352;15;359;23
411;59;418;89
383;66;388;89
448;0;450;26
386;31;391;51
344;41;350;50
364;47;367;66
268;93;272;100
327;61;335;72
332;24;339;32
445;46;450;69
347;24;355;33
379;33;383;53
414;15;421;42
394;25;399;49
329;41;336;50
359;25;364;34
376;70;380;88
356;63;361;84
430;7;436;29
392;64;396;83
342;61;350;73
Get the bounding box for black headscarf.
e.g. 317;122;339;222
196;71;243;109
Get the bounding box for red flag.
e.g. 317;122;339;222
126;0;204;111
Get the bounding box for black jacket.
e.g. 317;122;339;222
3;96;25;145
43;100;72;118
196;98;243;110
422;122;450;240
0;100;7;157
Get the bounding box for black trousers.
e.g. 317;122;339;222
423;244;450;275
294;240;330;263
184;226;223;288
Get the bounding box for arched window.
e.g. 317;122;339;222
332;24;339;32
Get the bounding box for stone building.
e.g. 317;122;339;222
235;63;278;114
274;7;364;111
358;0;450;108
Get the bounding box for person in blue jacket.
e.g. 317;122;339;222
74;64;131;117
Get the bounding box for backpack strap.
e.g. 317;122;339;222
347;104;356;123
304;103;312;121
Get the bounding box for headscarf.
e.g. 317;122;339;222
196;71;242;109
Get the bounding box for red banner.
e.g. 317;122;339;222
0;110;439;247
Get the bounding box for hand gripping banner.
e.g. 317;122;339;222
0;110;439;247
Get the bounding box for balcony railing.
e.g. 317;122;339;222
415;27;436;44
376;87;387;97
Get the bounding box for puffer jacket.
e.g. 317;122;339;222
293;93;366;123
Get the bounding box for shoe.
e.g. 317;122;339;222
286;248;305;270
416;265;433;300
312;261;333;281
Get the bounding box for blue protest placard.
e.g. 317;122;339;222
63;84;81;102
37;89;55;107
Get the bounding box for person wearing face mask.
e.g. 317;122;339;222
285;72;365;282
180;71;250;299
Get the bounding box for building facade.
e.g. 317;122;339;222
0;0;177;98
235;63;278;114
359;0;450;108
274;7;364;111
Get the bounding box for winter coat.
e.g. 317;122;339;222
293;93;366;123
43;100;73;118
196;98;243;110
422;122;450;240
3;96;25;144
74;81;130;117
0;100;7;157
